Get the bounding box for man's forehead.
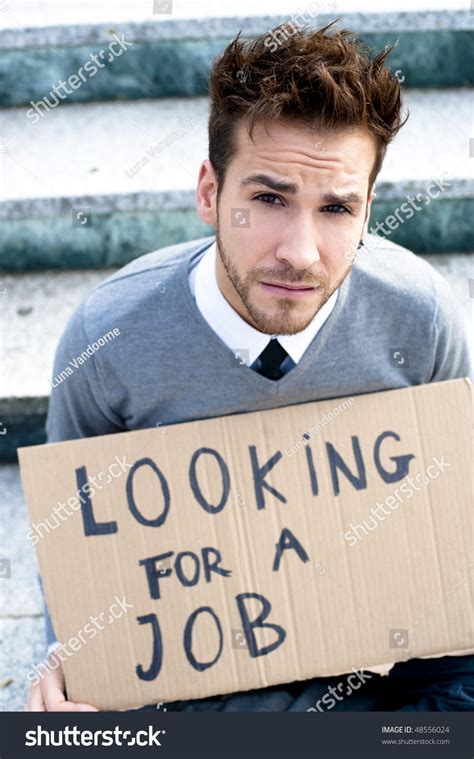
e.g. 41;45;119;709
233;119;376;183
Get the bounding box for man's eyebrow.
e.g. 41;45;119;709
321;191;364;205
240;175;365;204
240;174;299;194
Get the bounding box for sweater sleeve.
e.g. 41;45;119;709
42;301;125;652
46;301;125;443
428;273;472;383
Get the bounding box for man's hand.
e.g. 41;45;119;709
25;656;98;711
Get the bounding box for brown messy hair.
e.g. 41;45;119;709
208;21;407;196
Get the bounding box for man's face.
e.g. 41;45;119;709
196;119;376;335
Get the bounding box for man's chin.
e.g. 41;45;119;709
245;301;323;336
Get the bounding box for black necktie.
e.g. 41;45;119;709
255;339;289;381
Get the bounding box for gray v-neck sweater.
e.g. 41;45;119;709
42;234;470;651
46;233;470;445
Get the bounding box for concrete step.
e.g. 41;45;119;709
0;1;472;109
0;269;106;459
1;88;473;271
0;252;472;462
0;463;44;712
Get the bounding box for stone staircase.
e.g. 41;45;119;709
0;0;472;711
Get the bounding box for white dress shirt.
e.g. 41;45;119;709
189;241;338;367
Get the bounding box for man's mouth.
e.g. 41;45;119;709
259;281;320;299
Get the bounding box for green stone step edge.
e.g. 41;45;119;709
0;196;472;272
1;30;472;109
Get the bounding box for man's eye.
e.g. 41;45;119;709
322;204;351;214
254;193;284;206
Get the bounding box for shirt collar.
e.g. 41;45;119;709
191;241;339;366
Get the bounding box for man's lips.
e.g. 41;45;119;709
259;281;320;299
262;281;315;290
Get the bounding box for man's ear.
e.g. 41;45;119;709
361;188;376;239
196;159;219;226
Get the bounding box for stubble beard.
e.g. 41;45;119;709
215;221;353;336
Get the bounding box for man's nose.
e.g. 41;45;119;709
275;222;321;270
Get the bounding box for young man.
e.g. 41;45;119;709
27;23;472;712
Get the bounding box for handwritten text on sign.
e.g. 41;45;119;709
75;430;415;680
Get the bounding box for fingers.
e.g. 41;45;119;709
43;679;98;712
26;682;45;712
39;660;99;712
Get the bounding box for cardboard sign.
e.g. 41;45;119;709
18;379;473;710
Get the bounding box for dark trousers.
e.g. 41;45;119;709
131;655;474;712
